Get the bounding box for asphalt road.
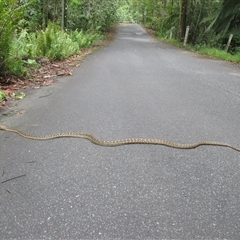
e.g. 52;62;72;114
1;24;240;239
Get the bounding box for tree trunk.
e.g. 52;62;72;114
192;0;205;44
42;0;47;28
87;0;91;19
178;0;188;40
162;0;167;9
61;0;67;30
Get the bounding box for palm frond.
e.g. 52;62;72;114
207;0;240;35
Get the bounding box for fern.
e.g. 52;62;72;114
9;21;103;74
0;0;25;76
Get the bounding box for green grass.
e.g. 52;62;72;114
0;90;5;100
158;36;240;62
162;38;183;47
197;47;240;62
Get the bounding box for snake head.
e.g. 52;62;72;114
0;124;7;130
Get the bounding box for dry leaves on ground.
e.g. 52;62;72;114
0;48;93;109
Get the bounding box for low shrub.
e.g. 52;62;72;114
9;22;103;77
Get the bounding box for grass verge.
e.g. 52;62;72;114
156;35;240;63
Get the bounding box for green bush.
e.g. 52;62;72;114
0;0;24;76
11;23;103;62
8;22;103;77
8;59;27;77
70;30;102;48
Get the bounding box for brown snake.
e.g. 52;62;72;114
0;124;239;151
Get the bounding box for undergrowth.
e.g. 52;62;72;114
9;23;102;77
196;47;240;62
159;36;240;62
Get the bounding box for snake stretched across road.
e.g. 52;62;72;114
0;124;239;152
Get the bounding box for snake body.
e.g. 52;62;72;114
0;124;239;151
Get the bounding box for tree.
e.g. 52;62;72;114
208;0;240;35
178;0;188;40
61;0;67;30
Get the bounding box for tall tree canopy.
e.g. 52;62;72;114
120;0;240;48
20;0;118;31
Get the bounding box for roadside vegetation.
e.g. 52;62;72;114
0;0;117;79
0;0;118;105
119;0;240;62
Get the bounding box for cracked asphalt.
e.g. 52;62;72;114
1;24;240;239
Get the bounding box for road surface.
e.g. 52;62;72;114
1;24;240;239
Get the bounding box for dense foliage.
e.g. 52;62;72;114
0;0;24;75
21;0;118;32
120;0;240;52
0;0;118;78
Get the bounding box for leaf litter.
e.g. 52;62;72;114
0;48;93;109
